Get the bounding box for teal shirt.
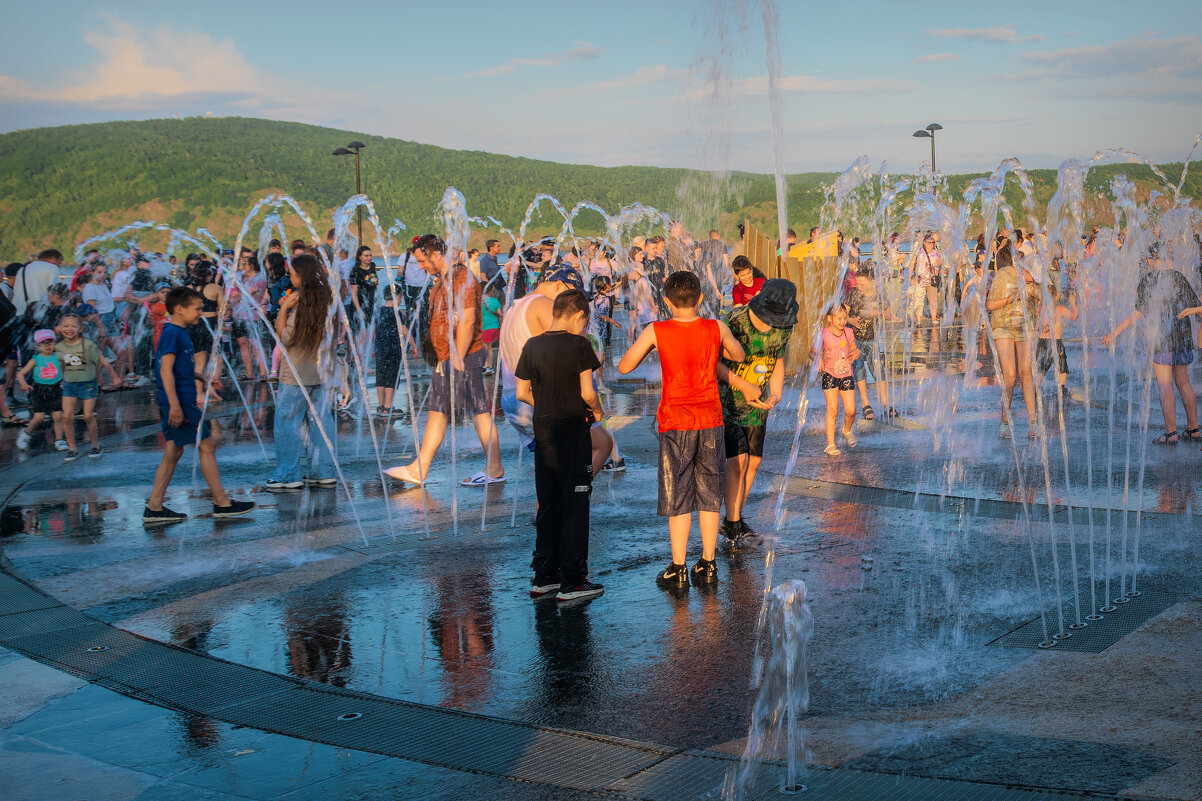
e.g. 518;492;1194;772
482;296;502;331
31;353;63;385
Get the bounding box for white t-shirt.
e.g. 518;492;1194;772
402;253;426;288
12;261;61;312
110;269;134;303
0;283;12;302
82;282;116;314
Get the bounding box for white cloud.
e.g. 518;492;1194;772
1021;34;1202;79
924;26;1042;43
912;53;961;64
681;73;910;101
461;42;603;79
543;64;689;97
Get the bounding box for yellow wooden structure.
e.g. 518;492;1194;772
742;222;843;368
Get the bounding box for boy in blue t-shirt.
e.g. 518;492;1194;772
144;287;254;524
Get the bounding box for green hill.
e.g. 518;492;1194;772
0;117;1197;256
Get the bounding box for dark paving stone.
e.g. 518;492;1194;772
845;731;1175;795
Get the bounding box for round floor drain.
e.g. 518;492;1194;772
86;645;109;652
337;712;363;721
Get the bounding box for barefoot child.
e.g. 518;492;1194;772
144;287;255;523
516;288;606;602
1034;283;1078;399
15;330;66;451
618;271;746;588
816;304;860;456
56;314;122;461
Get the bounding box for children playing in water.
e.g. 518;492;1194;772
15;329;66;451
56;313;122;461
816;304;860;456
619;271;746;588
516;289;606;603
145;287;255;522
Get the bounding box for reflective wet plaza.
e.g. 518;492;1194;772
1;355;1200;800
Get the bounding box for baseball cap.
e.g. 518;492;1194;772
74;303;97;316
541;264;585;292
33;329;56;343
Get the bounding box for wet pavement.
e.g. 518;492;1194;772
1;354;1200;800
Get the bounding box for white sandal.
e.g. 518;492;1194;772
384;464;425;485
843;428;857;448
460;471;506;487
824;444;841;456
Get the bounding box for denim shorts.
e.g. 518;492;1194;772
62;380;99;400
1152;350;1195;367
160;401;211;448
657;426;725;517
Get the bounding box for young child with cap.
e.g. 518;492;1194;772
719;278;797;544
15;329;66;451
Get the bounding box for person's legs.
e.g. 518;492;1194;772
996;337;1017;424
668;513;693;565
698;510;720;562
22;412;44;436
272;384;307;482
1015;341;1037;425
409;412;448;479
472;412;504;478
197;437;231;506
81;398;98;449
694;426;725;561
50;410;64;442
1152;363;1177;434
61;394;78;451
824;387;838;447
556;426;594;585
840;388;856;436
740;455;763;512
148;442;185;510
531;437;561;582
306;386;337;480
724;452;749;522
1172;363;1198;432
590;425;612;475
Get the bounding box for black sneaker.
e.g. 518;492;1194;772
721;518;741;541
691;558;718;585
737;519;757;538
212;499;255;518
530;579;561;598
656;562;688;588
143;505;187;524
265;478;304;490
63;450;79;462
556;581;604;602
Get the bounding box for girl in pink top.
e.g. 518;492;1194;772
815;304;860;456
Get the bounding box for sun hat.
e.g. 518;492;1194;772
747;278;799;327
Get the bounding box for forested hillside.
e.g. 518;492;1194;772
0;117;1196;254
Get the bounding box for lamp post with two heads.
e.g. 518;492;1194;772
911;123;943;172
332;141;367;244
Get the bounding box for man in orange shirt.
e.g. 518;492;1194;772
386;234;504;487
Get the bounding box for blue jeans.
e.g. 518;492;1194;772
272;383;336;482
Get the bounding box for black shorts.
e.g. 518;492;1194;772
232;319;258;340
30;382;63;415
1036;339;1069;376
820;371;854;391
376;353;400;391
657;426;725;517
189;319;215;355
724;421;766;459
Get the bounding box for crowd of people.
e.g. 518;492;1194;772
2;215;1199;602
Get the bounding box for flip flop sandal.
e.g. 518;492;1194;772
862;405;875;420
824;444;841;456
842;429;857;448
1152;431;1179;445
460;471;506;487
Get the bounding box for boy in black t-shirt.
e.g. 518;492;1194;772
515;289;606;603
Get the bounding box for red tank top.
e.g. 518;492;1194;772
653;318;723;432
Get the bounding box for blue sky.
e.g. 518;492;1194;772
2;0;1200;173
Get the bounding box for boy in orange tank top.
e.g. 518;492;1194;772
618;272;752;589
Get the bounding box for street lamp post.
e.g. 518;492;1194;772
911;123;943;172
332;141;367;244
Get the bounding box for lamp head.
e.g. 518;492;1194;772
346;141;367;150
912;130;931;138
332;148;352;156
925;123;943;132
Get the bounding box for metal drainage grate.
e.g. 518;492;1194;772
988;590;1177;652
0;572;64;616
604;749;1082;801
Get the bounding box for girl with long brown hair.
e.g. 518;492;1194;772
267;254;338;489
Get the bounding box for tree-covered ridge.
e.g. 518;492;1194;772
0;117;1197;255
